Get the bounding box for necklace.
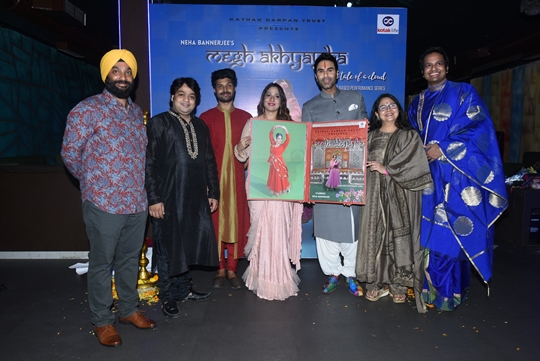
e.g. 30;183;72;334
168;110;198;159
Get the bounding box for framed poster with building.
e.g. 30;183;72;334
247;119;368;204
307;120;368;204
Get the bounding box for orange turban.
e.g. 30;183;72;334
99;49;138;82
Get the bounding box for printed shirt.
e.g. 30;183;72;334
61;89;148;214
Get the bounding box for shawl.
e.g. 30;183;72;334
357;128;432;312
408;81;508;283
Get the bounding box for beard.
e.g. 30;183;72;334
105;77;134;99
215;90;235;103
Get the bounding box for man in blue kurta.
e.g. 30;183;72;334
408;47;508;311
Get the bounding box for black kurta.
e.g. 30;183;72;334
146;110;220;276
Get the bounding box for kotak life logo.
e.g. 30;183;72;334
377;14;399;34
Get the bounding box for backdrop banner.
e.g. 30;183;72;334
148;4;407;118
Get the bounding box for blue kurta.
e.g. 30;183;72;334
408;80;508;310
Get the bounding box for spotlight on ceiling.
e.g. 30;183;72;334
335;0;355;7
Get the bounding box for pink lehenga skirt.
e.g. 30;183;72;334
242;198;303;301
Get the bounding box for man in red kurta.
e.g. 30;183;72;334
200;69;251;289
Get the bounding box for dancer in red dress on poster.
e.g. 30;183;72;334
267;125;290;197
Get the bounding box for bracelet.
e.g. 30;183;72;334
234;144;248;162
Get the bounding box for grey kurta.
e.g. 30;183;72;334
302;89;368;242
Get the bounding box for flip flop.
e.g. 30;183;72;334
389;292;407;304
365;288;389;302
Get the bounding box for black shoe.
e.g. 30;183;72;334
161;301;180;318
185;289;210;302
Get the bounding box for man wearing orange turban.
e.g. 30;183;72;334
99;49;138;102
61;49;156;347
100;49;138;82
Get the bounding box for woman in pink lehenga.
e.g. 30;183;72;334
234;83;303;300
325;155;341;190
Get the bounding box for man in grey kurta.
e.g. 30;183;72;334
302;53;367;296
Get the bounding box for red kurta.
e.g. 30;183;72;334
200;107;251;260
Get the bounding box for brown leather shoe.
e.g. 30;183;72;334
213;276;226;288
94;324;122;347
118;311;157;329
228;276;243;290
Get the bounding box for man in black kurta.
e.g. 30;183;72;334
145;77;220;318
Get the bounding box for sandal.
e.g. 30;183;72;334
365;287;389;302
389;293;407;304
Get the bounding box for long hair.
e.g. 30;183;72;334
256;83;291;120
368;93;412;131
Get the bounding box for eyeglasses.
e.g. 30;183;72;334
378;103;398;112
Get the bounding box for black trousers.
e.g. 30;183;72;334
153;221;192;303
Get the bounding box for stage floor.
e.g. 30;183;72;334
0;240;539;360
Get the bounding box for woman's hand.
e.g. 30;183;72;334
366;161;388;175
237;136;251;151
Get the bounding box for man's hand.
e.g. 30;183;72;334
149;202;165;219
209;198;219;213
425;144;442;163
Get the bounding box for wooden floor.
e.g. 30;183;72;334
0;239;539;361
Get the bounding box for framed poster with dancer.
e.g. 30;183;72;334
247;119;368;205
248;120;307;201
